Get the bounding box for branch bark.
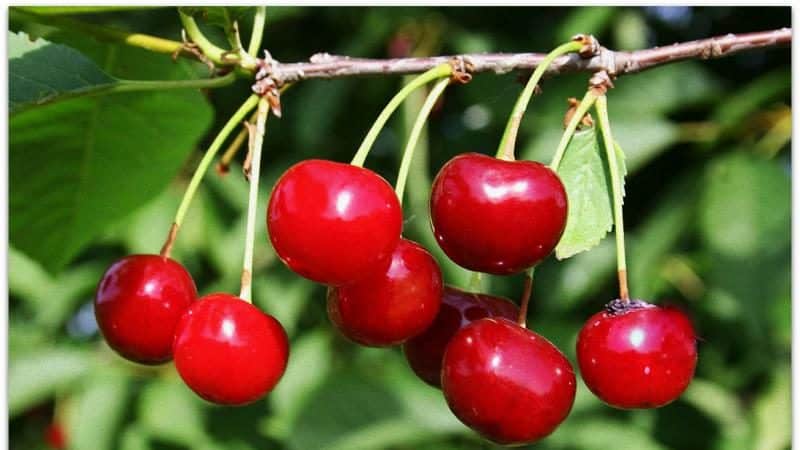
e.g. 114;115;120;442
262;28;791;84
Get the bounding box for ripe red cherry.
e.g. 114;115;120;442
94;254;197;364
403;286;518;387
267;159;402;286
45;422;66;449
327;238;442;346
173;293;289;406
430;153;567;275
576;299;697;409
442;318;576;445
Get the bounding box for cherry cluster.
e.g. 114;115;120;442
93;49;697;447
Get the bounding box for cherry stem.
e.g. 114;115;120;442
163;94;260;254
468;271;483;293
239;97;269;303
247;6;266;56
595;94;629;301
495;40;584;161
517;267;534;327
549;89;599;171
179;9;258;70
351;63;452;168
217;109;258;175
159;223;179;259
395;76;450;204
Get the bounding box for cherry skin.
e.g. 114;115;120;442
403;286;519;387
576;299;697;409
94;254;197;364
45;422;66;449
173;293;289;406
327;238;443;346
442;318;576;445
430;152;567;275
267;159;403;286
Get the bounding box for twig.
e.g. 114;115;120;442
260;28;790;84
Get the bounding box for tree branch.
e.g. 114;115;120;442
261;28;791;84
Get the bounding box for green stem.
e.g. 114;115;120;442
549;89;599;171
173;95;260;229
239;98;269;303
395;77;449;204
351;63;452;167
517;267;535;327
495;40;583;160
468;271;483;293
179;10;257;70
248;6;267;56
595;95;629;301
10;8;183;54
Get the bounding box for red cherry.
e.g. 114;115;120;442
403;286;518;387
576;299;697;409
327;239;442;346
430;153;567;275
94;254;197;364
45;422;66;449
442;318;576;445
267;159;403;286
173;293;289;406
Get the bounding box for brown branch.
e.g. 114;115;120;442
261;28;791;84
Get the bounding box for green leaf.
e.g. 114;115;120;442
699;153;790;259
752;366;790;450
288;373;406;450
554;128;625;259
9;32;116;112
265;329;334;438
556;7;616;42
9;347;93;416
66;370;131;450
10;89;213;273
15;6;161;15
181;7;253;28
548;417;668;450
138;378;210;447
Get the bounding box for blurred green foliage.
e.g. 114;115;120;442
9;6;790;450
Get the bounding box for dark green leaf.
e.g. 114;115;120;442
288;373;406;450
9;32;116;112
10;89;213;273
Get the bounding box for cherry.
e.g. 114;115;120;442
442;318;576;445
173;293;289;406
327;238;442;346
576;299;697;409
403;286;518;387
430;152;567;275
267;159;403;286
45;422;66;449
94;254;197;364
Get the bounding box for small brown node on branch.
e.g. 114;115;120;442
589;70;615;95
562;97;593;129
242;121;257;181
448;56;474;84
174;29;216;73
572;33;601;58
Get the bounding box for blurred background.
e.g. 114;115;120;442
9;6;791;450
